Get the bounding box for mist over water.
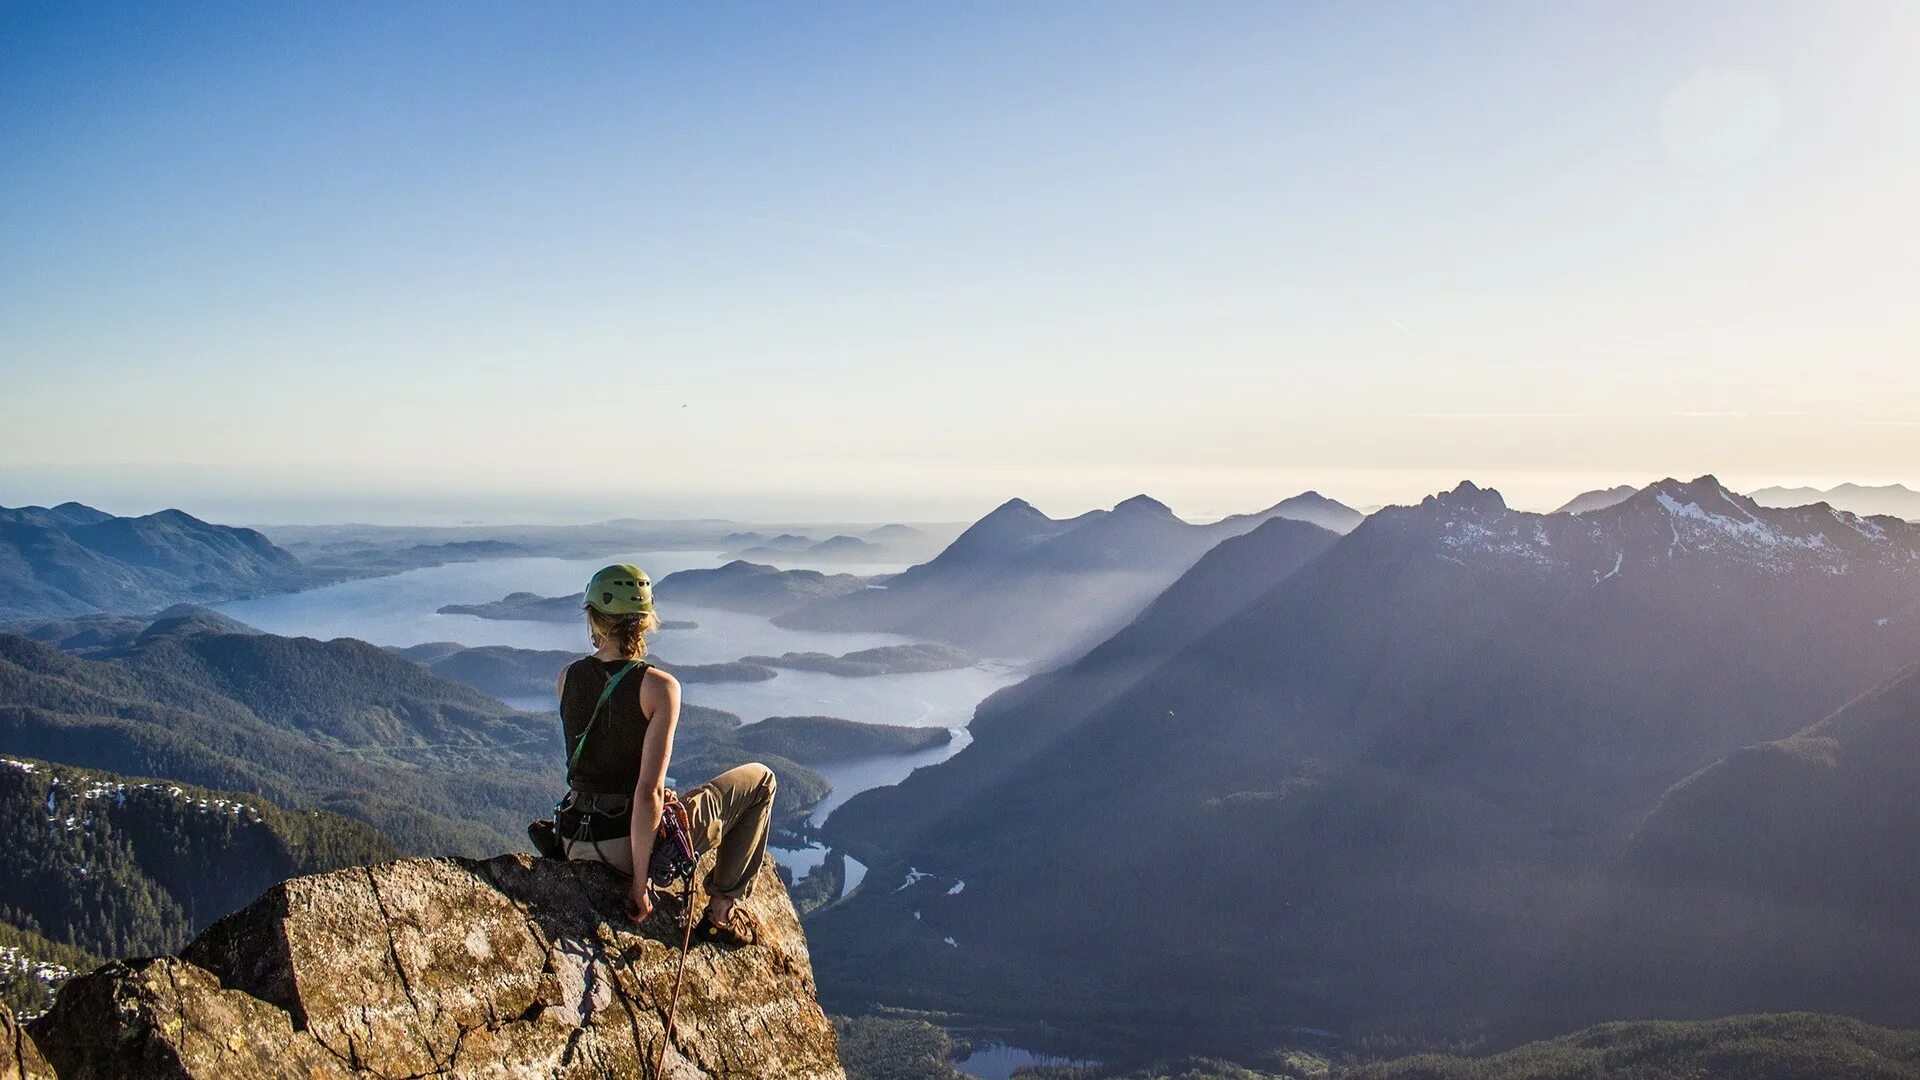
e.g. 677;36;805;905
214;552;727;650
217;552;1022;726
212;552;1026;835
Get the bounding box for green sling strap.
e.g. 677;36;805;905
567;660;645;772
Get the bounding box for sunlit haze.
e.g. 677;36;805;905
4;3;1916;524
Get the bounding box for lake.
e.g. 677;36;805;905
215;550;1025;891
955;1042;1099;1079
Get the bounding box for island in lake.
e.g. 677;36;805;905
736;715;953;763
438;591;696;629
655;560;871;616
739;642;977;677
394;642;775;696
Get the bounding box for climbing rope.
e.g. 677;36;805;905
654;870;698;1076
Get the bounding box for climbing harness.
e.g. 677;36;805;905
552;659;649;865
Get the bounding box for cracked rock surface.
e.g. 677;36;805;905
28;854;844;1079
2;1002;53;1080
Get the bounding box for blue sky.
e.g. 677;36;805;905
3;3;1916;523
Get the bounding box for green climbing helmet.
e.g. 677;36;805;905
583;564;654;616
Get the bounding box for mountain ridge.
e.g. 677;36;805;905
774;492;1352;660
1751;482;1920;520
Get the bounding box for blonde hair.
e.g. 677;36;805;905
587;607;660;661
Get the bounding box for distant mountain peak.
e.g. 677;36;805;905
1111;494;1175;518
716;559;776;573
967;497;1051;529
1652;473;1731;495
1636;475;1759;518
1749;481;1920;521
1261;491;1346;513
1832;482;1916;495
1229;490;1366;534
1423;480;1508;514
1552;484;1639;516
143;508;201;524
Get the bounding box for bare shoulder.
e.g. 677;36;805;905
642;664;680;693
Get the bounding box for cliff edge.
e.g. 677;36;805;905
26;854;843;1079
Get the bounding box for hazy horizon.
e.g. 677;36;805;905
0;462;1908;528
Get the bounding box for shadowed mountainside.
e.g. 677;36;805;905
814;477;1920;1054
1344;1013;1920;1080
1549;661;1920;1031
824;514;1342;854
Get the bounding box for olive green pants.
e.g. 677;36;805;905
565;762;777;900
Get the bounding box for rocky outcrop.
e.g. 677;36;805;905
1;1002;52;1080
29;855;843;1079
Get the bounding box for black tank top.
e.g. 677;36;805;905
560;656;652;795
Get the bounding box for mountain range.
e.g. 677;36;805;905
0;503;309;620
732;534;883;562
773;492;1356;660
1553;481;1920;523
724;523;946;564
1750;482;1920;520
811;476;1920;1055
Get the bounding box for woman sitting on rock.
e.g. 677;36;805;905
552;563;775;947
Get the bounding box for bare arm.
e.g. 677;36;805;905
627;668;680;886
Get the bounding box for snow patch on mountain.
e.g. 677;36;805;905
1436;518;1558;569
1655;492;1833;553
1400;475;1920;582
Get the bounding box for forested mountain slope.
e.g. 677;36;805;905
0;504;308;619
0;628;544;855
0;756;392;1012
